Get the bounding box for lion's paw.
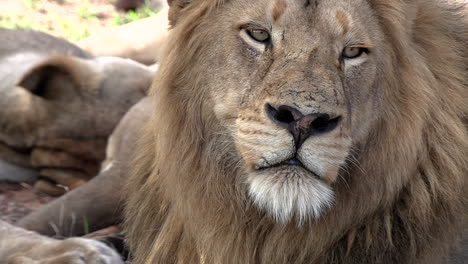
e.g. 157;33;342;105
8;238;124;264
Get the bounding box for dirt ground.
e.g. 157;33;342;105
0;181;54;224
0;180;128;258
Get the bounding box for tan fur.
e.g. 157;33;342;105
0;28;154;193
78;7;169;65
335;10;349;35
272;0;287;22
0;220;123;263
125;0;468;263
17;98;153;237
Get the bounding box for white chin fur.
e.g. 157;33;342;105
248;171;334;225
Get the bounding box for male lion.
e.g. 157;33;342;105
124;0;468;263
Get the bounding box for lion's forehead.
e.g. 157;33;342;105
230;0;370;29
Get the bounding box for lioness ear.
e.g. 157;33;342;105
18;57;98;100
19;65;71;99
167;0;193;27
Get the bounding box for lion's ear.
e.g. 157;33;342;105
18;56;97;100
167;0;193;27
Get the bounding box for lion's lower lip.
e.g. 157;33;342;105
256;158;317;176
283;158;302;166
256;157;303;170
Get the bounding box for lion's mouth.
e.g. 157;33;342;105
256;157;319;178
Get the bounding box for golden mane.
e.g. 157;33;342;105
124;0;468;263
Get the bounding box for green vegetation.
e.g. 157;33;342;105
0;14;49;31
0;13;89;41
55;16;91;41
23;0;42;9
49;0;68;4
78;5;100;20
113;6;160;26
0;0;160;42
82;216;90;235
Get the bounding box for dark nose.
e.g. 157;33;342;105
265;104;342;148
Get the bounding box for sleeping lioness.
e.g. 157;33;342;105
0;28;154;194
17;98;153;236
0;100;152;263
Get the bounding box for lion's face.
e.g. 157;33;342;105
186;0;386;223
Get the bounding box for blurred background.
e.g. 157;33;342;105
0;0;162;42
0;0;168;226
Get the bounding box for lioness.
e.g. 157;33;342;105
0;28;154;194
123;0;468;263
17;98;153;236
0;99;151;262
78;8;169;65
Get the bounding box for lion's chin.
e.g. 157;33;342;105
247;165;335;225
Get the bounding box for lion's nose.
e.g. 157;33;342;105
265;104;342;148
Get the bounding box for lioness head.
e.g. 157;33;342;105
165;0;387;224
0;29;155;183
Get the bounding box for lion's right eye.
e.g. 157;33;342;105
246;29;270;43
342;46;369;59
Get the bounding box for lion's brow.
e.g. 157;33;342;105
272;0;288;21
273;0;317;21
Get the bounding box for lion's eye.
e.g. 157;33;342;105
342;47;368;59
247;29;270;43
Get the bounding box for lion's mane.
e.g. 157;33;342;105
124;0;468;263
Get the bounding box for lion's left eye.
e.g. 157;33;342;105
342;47;368;59
246;29;270;43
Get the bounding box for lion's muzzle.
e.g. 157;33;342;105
235;100;350;223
